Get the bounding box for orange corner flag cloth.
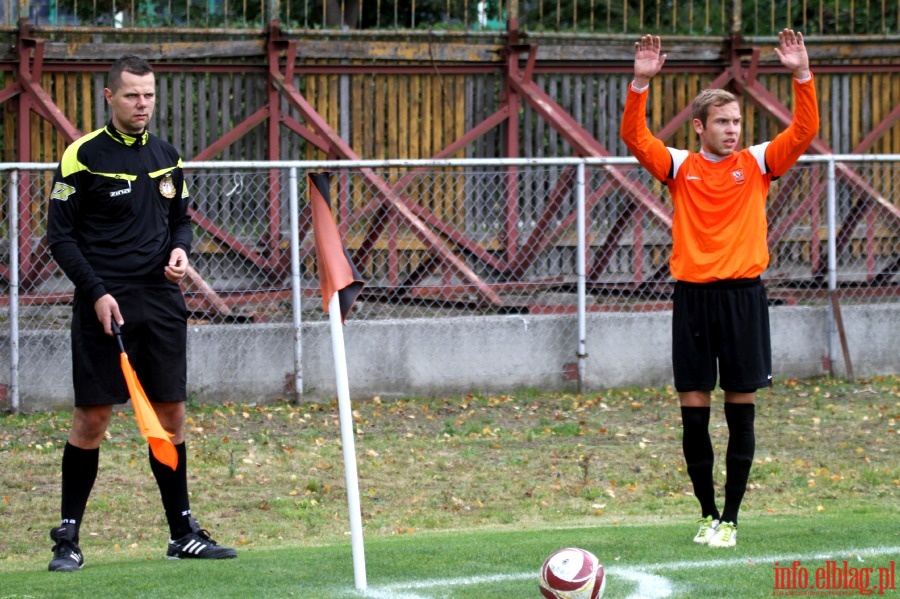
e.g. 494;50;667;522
112;322;178;470
309;172;364;322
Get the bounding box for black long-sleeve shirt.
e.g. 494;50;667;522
47;122;193;301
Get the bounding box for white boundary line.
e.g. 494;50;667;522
358;545;900;599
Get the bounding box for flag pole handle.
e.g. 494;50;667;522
111;320;126;354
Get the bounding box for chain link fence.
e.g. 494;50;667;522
2;156;899;409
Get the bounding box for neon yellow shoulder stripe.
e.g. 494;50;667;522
149;158;183;179
60;130;182;180
58;128;105;178
91;172;138;181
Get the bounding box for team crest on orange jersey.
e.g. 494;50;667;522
159;173;176;198
731;169;745;185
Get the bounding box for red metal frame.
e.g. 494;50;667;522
732;48;900;282
2;21;898;315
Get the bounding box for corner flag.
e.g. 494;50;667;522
308;171;367;590
308;172;364;322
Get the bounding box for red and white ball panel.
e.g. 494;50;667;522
538;547;606;599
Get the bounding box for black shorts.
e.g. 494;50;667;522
71;281;188;407
672;277;772;394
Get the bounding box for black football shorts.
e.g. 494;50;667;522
672;277;772;394
71;281;188;407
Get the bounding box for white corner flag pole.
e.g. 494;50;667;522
327;292;367;590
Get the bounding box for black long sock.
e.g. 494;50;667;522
60;442;100;542
149;442;192;539
721;403;756;526
681;406;719;520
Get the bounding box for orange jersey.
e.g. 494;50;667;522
620;77;819;282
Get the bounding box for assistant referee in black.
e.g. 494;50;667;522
45;55;236;571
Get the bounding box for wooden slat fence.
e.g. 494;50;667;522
1;50;898;285
4;65;899;174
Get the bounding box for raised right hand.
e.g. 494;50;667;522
632;35;667;88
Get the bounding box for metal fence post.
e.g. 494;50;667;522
576;161;587;393
289;166;303;403
9;171;19;413
826;157;837;375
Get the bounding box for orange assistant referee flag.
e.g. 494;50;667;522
112;321;178;470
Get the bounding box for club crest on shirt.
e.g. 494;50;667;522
159;173;176;199
731;169;745;185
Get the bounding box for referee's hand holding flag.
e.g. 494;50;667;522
112;321;178;470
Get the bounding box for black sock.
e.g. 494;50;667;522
681;406;720;521
60;442;100;542
721;403;756;526
149;442;192;538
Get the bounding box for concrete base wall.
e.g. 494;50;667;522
4;304;898;411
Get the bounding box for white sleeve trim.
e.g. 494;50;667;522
668;148;690;178
749;142;770;174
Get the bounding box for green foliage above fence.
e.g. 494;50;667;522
21;0;900;35
525;0;900;36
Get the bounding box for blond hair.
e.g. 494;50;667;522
692;89;738;126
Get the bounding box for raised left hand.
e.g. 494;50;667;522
774;28;810;80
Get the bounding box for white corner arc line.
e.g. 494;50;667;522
615;567;674;599
358;545;900;599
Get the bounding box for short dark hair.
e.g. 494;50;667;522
108;55;153;91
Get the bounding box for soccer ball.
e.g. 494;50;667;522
538;547;606;599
